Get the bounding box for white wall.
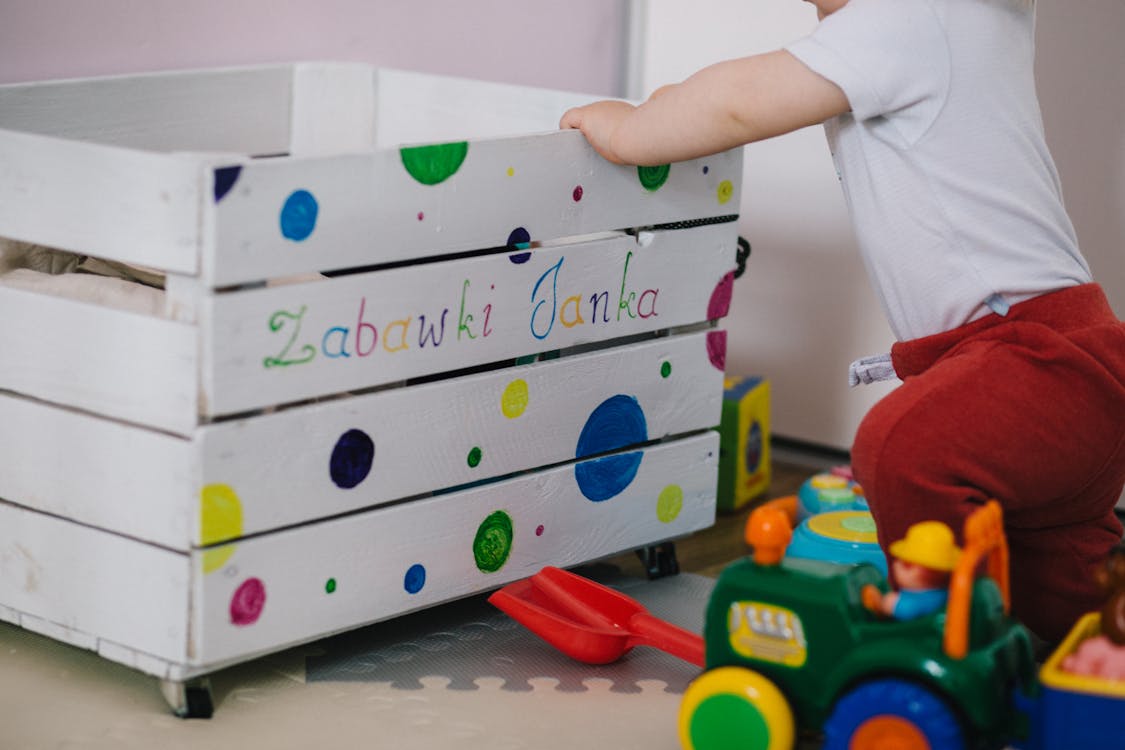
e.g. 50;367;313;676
634;0;1125;451
0;0;628;96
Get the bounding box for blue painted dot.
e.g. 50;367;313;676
574;395;648;502
702;165;710;175
329;429;375;489
280;189;319;241
404;564;426;594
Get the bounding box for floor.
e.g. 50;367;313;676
0;456;829;750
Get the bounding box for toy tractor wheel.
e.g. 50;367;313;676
678;666;795;750
822;678;966;750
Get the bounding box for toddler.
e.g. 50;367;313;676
562;0;1125;643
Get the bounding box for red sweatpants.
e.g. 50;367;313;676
851;284;1125;643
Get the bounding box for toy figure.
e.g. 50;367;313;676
861;521;960;620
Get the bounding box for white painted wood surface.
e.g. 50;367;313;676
0;500;190;664
0;65;293;154
0;128;202;274
208;130;740;285
199;329;724;544
205;225;736;416
194;431;718;667
0;329;723;550
0;284;199;435
0;394;195;550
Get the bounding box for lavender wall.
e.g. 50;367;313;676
0;0;627;96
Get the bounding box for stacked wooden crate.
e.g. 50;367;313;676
0;63;741;703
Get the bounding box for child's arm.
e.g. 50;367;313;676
560;50;849;165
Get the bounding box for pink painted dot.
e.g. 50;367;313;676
230;577;266;626
535;524;545;537
707;330;728;371
417;211;425;221
572;185;584;202
707;271;735;319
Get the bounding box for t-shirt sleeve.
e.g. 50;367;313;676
785;0;949;129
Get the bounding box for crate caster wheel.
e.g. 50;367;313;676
161;677;214;719
636;541;680;580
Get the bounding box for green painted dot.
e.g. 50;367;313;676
325;578;337;594
842;514;878;534
660;361;672;378
473;511;514;573
638;164;671;191
657;485;684;523
400;142;469;185
467;446;483;468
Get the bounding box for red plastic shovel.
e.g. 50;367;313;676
488;566;705;667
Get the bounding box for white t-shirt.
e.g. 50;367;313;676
786;0;1091;342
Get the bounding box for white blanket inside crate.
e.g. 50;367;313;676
0;238;165;316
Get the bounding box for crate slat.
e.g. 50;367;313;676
0;500;189;664
193;431;718;666
0;285;199;434
204;223;736;416
0;393;194;550
208;130;741;285
0;65;294;155
200;328;724;545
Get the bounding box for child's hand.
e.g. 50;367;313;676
559;100;637;165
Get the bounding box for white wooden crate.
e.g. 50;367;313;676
0;63;742;685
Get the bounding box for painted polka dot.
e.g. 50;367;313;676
400;142;469;185
280;189;319;241
417;211;425;221
330;429;375;489
467;446;483;468
230;577;266;626
657;485;684;523
708;271;735;320
661;361;672;378
702;165;710;175
707;330;728;371
473;511;514;573
507;227;532;263
638;164;671;191
717;179;734;205
201;484;242;574
404;564;427;594
213;165;242;202
501;379;529;419
325;578;337;594
574;395;647;502
507;167;515;177
572;185;584;202
535;524;545;537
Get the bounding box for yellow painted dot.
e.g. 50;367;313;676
717;180;734;205
657;485;684;523
507;166;515;177
501;379;529;419
201;483;243;573
202;545;236;575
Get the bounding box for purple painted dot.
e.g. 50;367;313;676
536;524;545;537
330;429;375;489
507;227;532;263
572;185;584;202
404;563;426;594
703;166;710;175
707;271;735;320
707;330;728;371
230;577;266;626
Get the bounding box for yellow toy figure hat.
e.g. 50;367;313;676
889;521;961;572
